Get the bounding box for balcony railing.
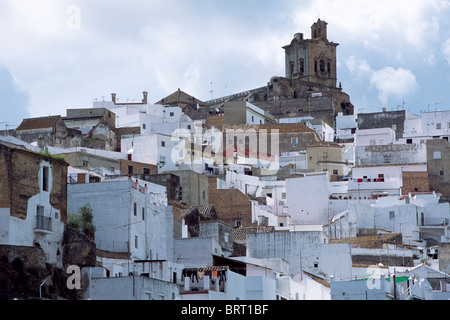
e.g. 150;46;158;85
34;215;52;232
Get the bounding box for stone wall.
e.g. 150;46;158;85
438;242;450;273
208;177;252;227
0;146;67;221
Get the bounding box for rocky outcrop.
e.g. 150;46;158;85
62;228;96;268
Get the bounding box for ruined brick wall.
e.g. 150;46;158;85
207;177;252;227
0;145;68;222
426;139;450;200
401;171;430;195
10;149;40;219
351;254;413;267
205;115;225;130
0;146;12;209
438;242;450;273
50;160;68;223
120;159;158;176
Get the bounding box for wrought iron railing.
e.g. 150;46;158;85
35;215;52;232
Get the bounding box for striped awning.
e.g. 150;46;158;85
183;266;228;272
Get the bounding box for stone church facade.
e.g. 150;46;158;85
204;19;354;129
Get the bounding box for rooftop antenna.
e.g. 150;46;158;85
435;102;442;112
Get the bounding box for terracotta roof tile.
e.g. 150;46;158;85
16;115;62;131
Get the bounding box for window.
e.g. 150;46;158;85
224;233;229;243
128;165;133;175
291;137;298;146
187;125;191;130
406;139;413;144
135;236;138;249
142;123;146;130
251;115;254;122
134;202;137;216
159;156;166;165
392;124;397;131
170;112;174;117
36;205;52;231
235;220;242;228
320;60;325;72
440;170;445;176
434;151;442;159
389;211;395;219
281;192;286;199
436;123;442;130
142;207;145;220
161;141;165;147
143;168;150;175
333;169;338;175
42;166;49;192
37;205;44;217
202;190;206;200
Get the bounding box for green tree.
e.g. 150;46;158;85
67;204;96;241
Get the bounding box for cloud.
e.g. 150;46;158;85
345;56;372;80
369;67;418;105
0;66;31;127
442;38;450;64
291;0;445;55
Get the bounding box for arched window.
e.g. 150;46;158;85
320;60;325;72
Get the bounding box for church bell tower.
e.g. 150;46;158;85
283;19;339;88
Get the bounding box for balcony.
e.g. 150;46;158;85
34;215;52;233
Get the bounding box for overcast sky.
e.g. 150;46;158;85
2;0;450;128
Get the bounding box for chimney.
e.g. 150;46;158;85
382;107;387;112
142;91;148;104
111;93;117;104
38;134;45;149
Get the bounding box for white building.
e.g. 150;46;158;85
348;164;428;199
225;163;286;200
246;231;353;281
0;141;66;267
335;113;356;141
179;255;300;300
121;133;186;173
279;116;335;142
355;128;395;147
325;193;450;245
67;178;174;261
94;93;196;137
285;172;330;225
84;261;183;300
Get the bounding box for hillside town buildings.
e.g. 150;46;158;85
1;19;449;301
